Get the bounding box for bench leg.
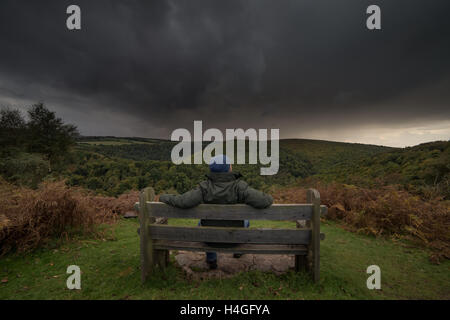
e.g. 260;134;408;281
154;217;169;269
295;255;307;272
306;245;313;272
139;187;157;283
307;189;321;283
295;219;308;273
155;249;168;268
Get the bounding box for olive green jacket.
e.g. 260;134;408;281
159;172;273;209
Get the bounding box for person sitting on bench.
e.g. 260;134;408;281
159;154;273;269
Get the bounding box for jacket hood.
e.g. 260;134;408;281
205;171;242;182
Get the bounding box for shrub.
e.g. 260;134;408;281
0;180;131;256
271;183;450;263
0;153;49;188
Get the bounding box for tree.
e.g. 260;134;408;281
27;103;79;165
0;107;27;153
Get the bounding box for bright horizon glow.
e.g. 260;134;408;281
287;120;450;148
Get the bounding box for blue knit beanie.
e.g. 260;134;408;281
209;154;231;172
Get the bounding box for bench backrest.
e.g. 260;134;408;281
136;189;326;246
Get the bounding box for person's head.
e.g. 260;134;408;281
209;154;232;173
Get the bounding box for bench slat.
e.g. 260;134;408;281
153;240;308;255
149;225;311;245
135;202;327;220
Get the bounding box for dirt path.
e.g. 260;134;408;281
174;251;295;280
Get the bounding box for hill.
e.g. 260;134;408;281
3;134;447;199
316;140;450;199
76;136;393;167
280;138;394;174
64;137;394;197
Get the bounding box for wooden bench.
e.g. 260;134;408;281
135;187;327;283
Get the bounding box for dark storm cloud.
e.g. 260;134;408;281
0;0;449;143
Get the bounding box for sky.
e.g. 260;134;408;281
0;0;449;147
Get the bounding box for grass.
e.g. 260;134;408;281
0;219;448;300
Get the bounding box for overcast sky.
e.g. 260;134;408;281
0;0;449;147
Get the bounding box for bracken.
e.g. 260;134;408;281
271;183;450;264
0;179;137;256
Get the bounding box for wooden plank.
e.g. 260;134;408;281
134;202;328;220
139;187;155;283
153;240;308;255
295;190;309;272
148;202;314;220
148;225;312;245
142;226;325;239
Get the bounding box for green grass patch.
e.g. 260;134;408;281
0;219;448;300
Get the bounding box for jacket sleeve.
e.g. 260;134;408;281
159;187;203;209
238;181;273;209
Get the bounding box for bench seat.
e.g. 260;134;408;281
153;240;308;255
